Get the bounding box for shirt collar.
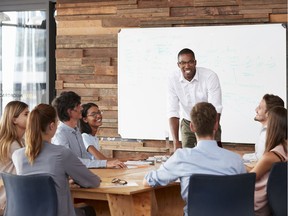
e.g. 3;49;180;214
59;121;79;134
261;125;267;132
195;140;219;150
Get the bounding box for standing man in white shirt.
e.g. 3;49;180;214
243;93;284;162
167;48;222;151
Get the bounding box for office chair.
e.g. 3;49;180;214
267;162;287;216
1;172;57;216
188;172;256;216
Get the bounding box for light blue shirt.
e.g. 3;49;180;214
144;140;246;215
52;122;107;168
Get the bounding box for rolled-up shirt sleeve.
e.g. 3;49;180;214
79;158;107;169
207;72;222;114
167;73;180;119
144;152;180;187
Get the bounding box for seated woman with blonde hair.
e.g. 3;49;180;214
0;101;29;215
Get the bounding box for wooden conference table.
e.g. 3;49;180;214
71;164;184;216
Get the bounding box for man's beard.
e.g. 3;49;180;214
254;117;259;122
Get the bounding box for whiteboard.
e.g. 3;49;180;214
118;24;286;143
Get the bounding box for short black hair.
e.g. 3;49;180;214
177;48;195;60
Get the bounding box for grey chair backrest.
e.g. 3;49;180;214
188;172;256;216
1;172;57;216
267;162;287;216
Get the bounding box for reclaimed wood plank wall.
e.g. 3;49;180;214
55;0;287;142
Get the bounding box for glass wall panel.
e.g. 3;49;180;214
0;10;47;113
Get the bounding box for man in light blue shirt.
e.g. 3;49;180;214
143;102;246;216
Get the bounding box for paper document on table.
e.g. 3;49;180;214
124;160;153;168
242;153;257;163
100;181;138;188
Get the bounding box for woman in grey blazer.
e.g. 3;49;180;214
12;104;101;216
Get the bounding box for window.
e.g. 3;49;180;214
0;1;55;114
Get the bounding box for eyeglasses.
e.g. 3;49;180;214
111;178;127;185
178;60;195;66
87;111;103;118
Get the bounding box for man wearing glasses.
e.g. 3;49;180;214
52;91;109;168
167;48;222;151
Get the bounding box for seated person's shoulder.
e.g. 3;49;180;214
47;142;68;153
260;151;283;164
221;148;243;161
170;148;194;161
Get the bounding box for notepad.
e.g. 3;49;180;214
100;181;138;188
124;160;153;167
